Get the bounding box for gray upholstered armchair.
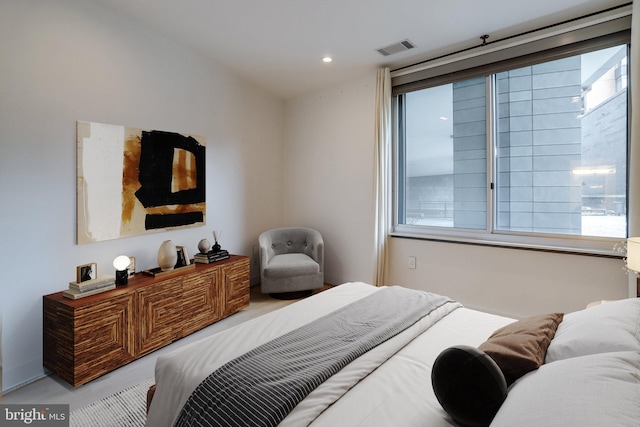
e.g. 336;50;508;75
259;227;324;297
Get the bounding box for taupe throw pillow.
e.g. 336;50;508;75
478;313;563;385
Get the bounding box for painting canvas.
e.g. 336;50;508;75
77;121;206;244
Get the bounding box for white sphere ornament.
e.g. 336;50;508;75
198;238;211;254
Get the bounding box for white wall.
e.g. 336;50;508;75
387;238;628;318
284;74;378;286
0;0;284;392
281;68;633;327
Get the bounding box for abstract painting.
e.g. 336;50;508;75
77;121;205;244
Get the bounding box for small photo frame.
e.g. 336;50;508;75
77;262;97;283
127;256;136;277
176;246;191;267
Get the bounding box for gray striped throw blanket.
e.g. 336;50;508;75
174;286;453;427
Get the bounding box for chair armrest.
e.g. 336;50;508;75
314;240;324;272
258;233;275;268
306;231;324;271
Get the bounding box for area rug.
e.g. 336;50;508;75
70;378;154;427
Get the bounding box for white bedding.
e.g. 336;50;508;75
146;282;514;427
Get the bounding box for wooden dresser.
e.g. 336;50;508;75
43;255;249;386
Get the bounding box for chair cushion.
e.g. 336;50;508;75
263;253;320;278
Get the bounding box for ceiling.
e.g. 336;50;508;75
95;0;628;99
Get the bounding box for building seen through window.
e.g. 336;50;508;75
398;44;628;239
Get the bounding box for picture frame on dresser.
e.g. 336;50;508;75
76;262;97;283
176;246;191;267
128;256;136;277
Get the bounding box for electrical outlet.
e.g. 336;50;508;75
408;256;416;269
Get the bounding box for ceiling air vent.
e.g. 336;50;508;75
376;39;416;56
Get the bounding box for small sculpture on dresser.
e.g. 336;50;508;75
158;240;178;271
198;238;211;254
212;230;222;252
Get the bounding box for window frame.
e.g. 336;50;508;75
391;8;632;256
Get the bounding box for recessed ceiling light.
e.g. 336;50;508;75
322;56;333;63
439;116;449;120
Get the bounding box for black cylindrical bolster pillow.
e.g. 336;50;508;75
431;345;508;427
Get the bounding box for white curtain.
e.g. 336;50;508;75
628;1;639;296
373;68;391;287
629;2;640;234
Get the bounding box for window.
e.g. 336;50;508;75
393;14;630;254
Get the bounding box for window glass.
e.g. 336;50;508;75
396;44;628;242
402;78;487;229
495;45;627;237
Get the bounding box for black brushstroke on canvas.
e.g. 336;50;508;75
135;130;205;229
145;212;204;229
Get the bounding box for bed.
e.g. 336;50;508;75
146;282;640;427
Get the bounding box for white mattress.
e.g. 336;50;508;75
146;282;513;426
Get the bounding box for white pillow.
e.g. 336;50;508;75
545;298;640;363
491;351;640;427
